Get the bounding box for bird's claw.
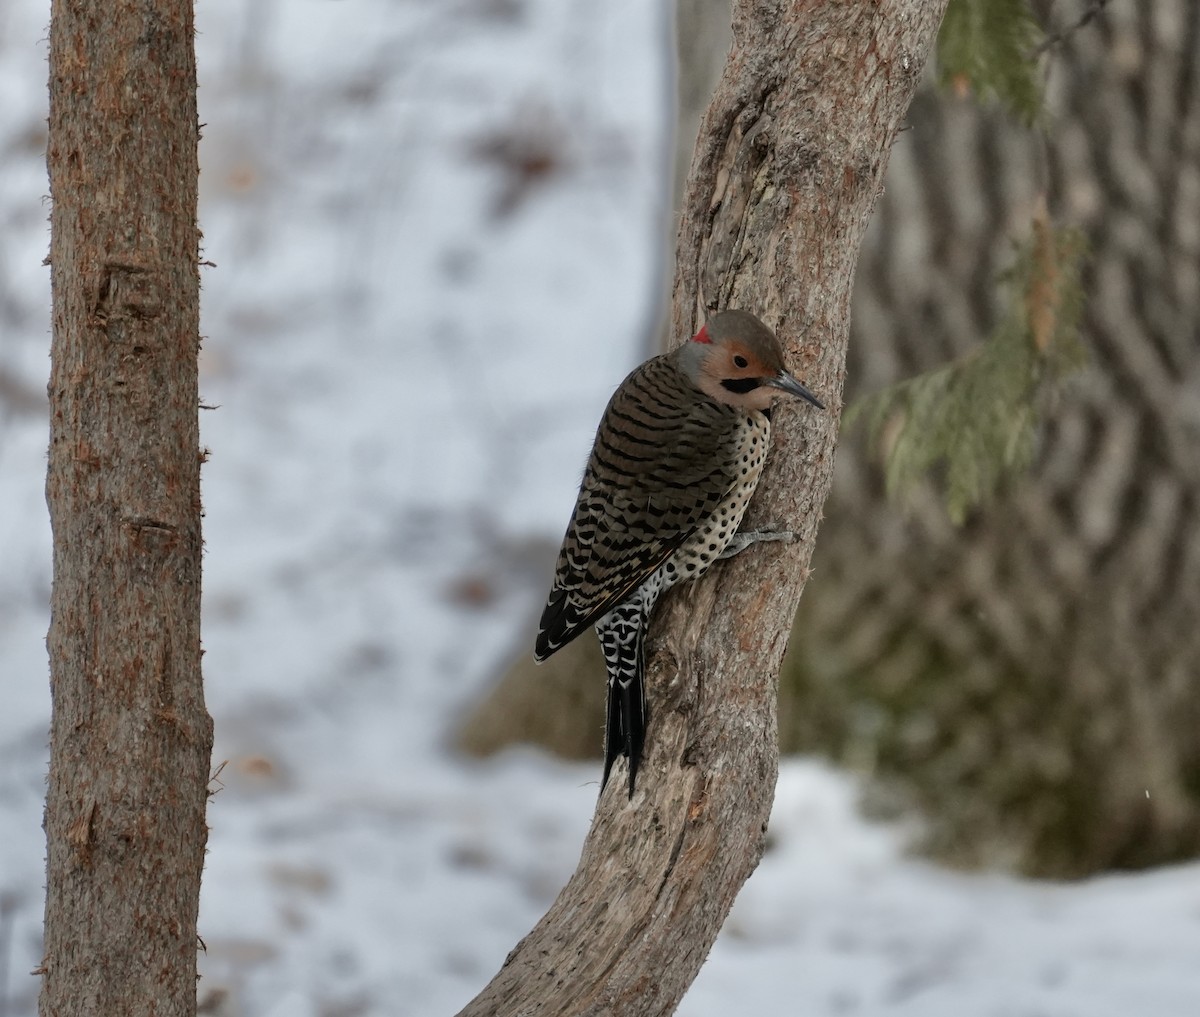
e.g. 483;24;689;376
717;529;796;559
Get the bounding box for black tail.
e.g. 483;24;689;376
595;599;648;798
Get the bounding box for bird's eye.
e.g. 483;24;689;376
733;355;749;369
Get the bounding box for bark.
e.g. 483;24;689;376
456;3;945;1015
41;3;212;1016
781;0;1200;877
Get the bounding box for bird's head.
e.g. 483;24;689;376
679;309;825;413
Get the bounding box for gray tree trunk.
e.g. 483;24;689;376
41;2;212;1015
781;0;1200;877
455;2;946;1015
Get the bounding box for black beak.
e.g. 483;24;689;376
768;371;824;410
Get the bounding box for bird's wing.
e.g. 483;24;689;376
535;358;740;660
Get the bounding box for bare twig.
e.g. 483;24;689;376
1032;0;1110;56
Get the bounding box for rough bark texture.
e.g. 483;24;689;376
41;2;212;1016
781;0;1200;877
456;3;945;1015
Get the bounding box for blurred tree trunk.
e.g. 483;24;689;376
41;2;212;1016
781;0;1200;877
650;0;734;361
456;2;945;1015
668;0;732;281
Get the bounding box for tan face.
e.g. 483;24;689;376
680;311;824;412
694;340;786;412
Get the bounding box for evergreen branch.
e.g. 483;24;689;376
937;0;1045;125
849;212;1088;524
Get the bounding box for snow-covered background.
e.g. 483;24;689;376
2;1;1199;1015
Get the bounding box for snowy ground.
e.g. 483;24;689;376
2;2;1199;1015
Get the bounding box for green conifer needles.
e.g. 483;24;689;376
938;0;1045;124
851;216;1087;524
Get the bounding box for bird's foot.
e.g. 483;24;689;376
717;529;796;560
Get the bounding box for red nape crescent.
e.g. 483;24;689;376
691;324;712;344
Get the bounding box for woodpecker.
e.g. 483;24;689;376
534;309;824;797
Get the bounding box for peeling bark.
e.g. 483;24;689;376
456;2;946;1014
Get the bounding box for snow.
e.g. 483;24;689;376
2;1;1199;1015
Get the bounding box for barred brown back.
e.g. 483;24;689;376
536;351;745;660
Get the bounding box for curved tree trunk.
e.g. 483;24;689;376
455;3;945;1015
781;0;1200;877
41;2;212;1015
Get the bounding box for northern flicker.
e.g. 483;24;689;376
534;309;824;797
